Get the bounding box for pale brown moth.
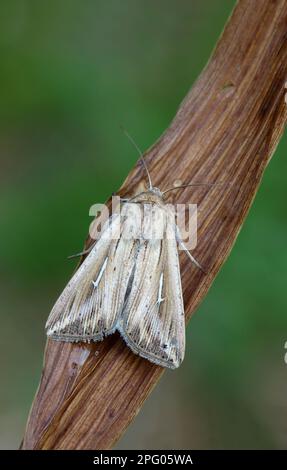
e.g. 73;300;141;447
46;134;209;369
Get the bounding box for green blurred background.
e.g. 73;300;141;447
1;0;287;449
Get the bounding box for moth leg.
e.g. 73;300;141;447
67;242;96;259
175;227;206;273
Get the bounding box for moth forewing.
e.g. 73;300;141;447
46;212;137;341
164;210;186;367
119;202;185;369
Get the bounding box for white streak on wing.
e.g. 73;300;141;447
90;256;109;332
92;257;108;288
157;272;165;304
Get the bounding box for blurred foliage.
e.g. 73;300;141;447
0;0;286;449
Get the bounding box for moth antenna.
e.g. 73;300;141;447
162;182;228;196
120;126;153;189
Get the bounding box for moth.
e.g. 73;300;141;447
46;135;206;369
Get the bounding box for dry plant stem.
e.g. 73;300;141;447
22;0;287;450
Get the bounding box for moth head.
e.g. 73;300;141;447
132;187;163;204
149;186;163;198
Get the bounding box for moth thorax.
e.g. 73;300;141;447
133;187;163;204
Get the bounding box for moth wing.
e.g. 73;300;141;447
119;205;185;369
46;212;138;341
